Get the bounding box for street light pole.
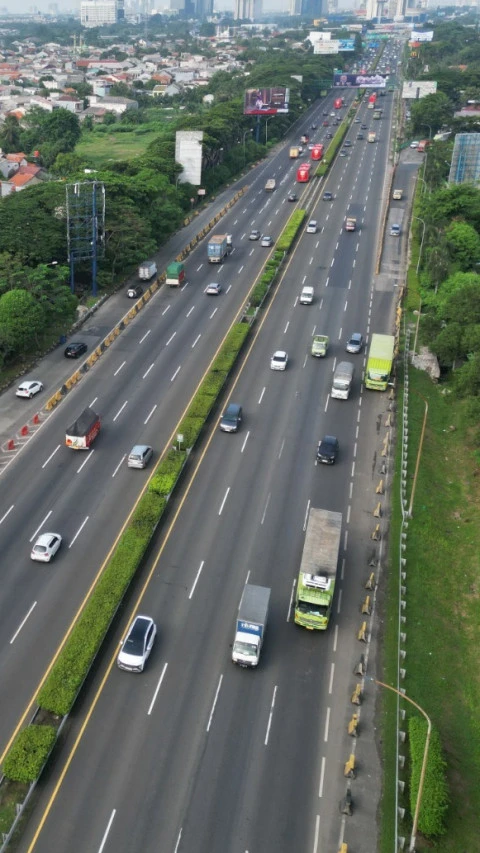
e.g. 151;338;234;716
242;128;253;165
265;117;271;144
369;679;432;853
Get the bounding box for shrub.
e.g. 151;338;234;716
409;717;449;837
3;726;57;783
130;492;166;532
185;393;217;418
149;449;187;496
176;416;204;448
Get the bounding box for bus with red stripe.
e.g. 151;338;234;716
297;163;311;183
311;144;324;161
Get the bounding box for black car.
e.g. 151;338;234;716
361;123;367;130
64;342;88;359
326;132;333;139
322;110;328;116
311;123;317;130
316;435;339;465
357;133;364;140
127;284;143;298
323;191;334;201
288;192;298;202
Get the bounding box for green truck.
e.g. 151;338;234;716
365;333;395;390
311;334;329;357
294;508;342;630
166;262;186;287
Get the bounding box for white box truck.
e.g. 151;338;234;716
331;361;354;400
232;584;270;668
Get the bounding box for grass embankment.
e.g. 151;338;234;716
381;365;480;851
76;126;162;167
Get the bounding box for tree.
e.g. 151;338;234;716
432;322;464;365
0;182;67;266
0;115;22;153
410;92;454;137
0;289;46;361
445;221;480;271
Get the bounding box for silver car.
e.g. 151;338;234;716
346;333;364;354
128;445;153;469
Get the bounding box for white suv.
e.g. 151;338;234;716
306;220;318;234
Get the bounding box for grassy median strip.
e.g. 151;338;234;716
381;365;480;851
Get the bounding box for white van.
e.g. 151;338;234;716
331;361;354;400
300;286;314;304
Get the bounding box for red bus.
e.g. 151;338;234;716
297;163;311;183
311;144;324;161
334;97;343;109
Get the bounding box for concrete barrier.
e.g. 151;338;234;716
348;713;359;737
371;523;381;541
365;571;376;590
373;502;382;518
361;595;371;615
338;844;348;853
376;479;384;495
340;790;354;816
357;621;368;643
354;655;366;676
351;684;362;705
344;754;356;778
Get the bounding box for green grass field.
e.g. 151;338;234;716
381;365;480;851
75;127;162;167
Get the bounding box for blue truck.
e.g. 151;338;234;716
232;584;271;667
207;234;228;264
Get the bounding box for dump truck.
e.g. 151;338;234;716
331;361;354;400
207;234;228;264
294;508;342;630
265;178;276;192
289;146;300;158
311;334;329;357
138;260;157;280
165;261;186;286
345;216;356;232
65;408;101;450
365;333;395;390
232;584;270;667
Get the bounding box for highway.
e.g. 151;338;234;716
0;91;356;748
15;66;400;853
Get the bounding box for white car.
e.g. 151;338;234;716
205;282;222;295
300;286;314;305
31;532;62;562
410;141;419;149
271;350;288;371
117;615;157;672
16;380;43;399
306;220;318;234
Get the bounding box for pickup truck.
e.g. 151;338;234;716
311;334;329;357
65;408;101;449
345;217;356;232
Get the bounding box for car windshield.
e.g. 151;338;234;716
297;599;329;617
233;640;258;656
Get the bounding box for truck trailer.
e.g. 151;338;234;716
232;584;270;667
165;261;186;286
207;234;228;264
65;408;101;449
294;509;342;630
365;333;395;390
138;260;157;281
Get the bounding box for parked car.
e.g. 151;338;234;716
346;333;364;354
271;350;288;371
16;380;43;399
31;532;62;562
117;615;157;672
316;435;339;465
205;282;222;295
64;342;87;359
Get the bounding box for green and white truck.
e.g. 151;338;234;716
294;508;342;630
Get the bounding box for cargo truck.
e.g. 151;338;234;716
265;178;276;192
331;361;354;399
294;508;342;630
289;146;300;158
207;234;228;264
311;334;329;357
365;333;395;390
232;584;270;667
368;132;376;143
165;261;186;286
345;216;356;232
65;408;101;450
138;260;157;280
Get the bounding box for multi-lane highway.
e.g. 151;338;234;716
1;55;403;853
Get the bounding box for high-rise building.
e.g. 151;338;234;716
449;134;480;186
234;0;260;19
80;0;124;27
301;0;323;17
195;0;213;16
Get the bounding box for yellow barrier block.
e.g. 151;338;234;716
344;754;356;778
388;386;395;400
361;595;371;615
357;621;367;642
365;572;375;590
373;502;382;518
347;714;358;737
113;327;120;337
371;523;381;540
338;844;348;853
351;684;362;705
376;479;384;495
385;412;392;428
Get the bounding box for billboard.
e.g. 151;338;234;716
411;30;433;42
244;87;290;116
309;30;331;41
314;41;339;54
402;80;437;99
333;73;386;89
338;38;355;51
175;130;203;186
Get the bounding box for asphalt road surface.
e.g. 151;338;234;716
7;55;403;853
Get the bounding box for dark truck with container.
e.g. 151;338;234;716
65;408;101;449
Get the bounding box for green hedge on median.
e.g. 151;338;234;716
409;717;449;837
2;726;57;784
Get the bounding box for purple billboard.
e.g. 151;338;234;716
333;73;386;89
